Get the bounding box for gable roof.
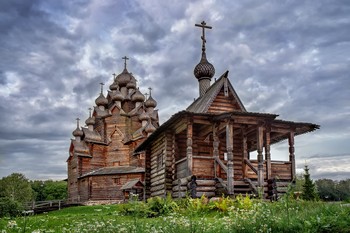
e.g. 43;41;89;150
121;179;144;190
186;71;246;113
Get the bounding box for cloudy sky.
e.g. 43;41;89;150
0;0;349;181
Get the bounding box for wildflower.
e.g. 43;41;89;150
7;220;17;228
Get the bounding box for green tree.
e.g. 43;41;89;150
0;173;33;203
301;165;318;201
42;180;67;200
315;179;337;201
336;179;350;202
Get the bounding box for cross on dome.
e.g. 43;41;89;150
195;21;212;52
122;56;129;69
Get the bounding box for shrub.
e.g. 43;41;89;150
0;197;24;217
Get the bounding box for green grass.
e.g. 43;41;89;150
1;197;349;233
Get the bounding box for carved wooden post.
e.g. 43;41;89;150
265;127;271;180
257;126;264;188
213;123;219;178
242;133;248;179
226;122;234;194
187;119;193;176
288;131;295;180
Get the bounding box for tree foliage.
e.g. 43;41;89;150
301;165;318;201
31;180;67;201
316;178;350;202
0;173;33;203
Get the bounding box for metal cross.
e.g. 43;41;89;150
148;87;152;96
195;21;212;52
88;108;92;117
122;56;129;69
144;92;149;100
112;73;116;80
99;82;104;93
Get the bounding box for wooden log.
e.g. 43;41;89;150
196;179;216;186
172;186;187;192
150;184;165;192
196;186;216;192
151;189;165;197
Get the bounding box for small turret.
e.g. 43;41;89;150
95;83;108;111
145;87;157;113
72;118;83;142
85;108;95;131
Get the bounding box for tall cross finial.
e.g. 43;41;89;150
88;108;92;117
148;87;152;96
112;73;116;80
144;92;149;100
195;21;212;52
122;56;129;69
99;82;104;94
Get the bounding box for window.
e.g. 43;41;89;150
113;177;121;185
157;150;164;170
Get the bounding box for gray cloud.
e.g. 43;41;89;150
0;0;349;180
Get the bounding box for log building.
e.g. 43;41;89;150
67;57;159;203
134;21;319;199
67;21;319;203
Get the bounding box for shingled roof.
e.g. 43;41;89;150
187;71;246;113
79;166;144;179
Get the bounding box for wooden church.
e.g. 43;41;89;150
67;21;319;203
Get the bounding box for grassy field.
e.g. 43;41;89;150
1;195;349;233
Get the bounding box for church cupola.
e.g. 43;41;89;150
85;108;95;131
194;21;215;97
109;73;119;90
145;87;157;113
72;118;83;142
95;82;108;111
115;56;133;97
132;88;145;107
145;121;156;136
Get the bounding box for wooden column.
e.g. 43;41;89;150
186;119;193;176
265;127;271;180
257;126;264;188
288;131;295;180
213;123;219;178
242;132;248;178
226;122;234;194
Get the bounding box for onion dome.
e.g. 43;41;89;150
72;118;83;137
145;87;157;108
145;122;156;134
194;52;215;79
85;108;95;125
132;88;145;102
85;116;95;125
145;95;157;108
115;68;132;87
139;111;150;121
109;81;119;90
111;89;124;102
126;74;137;89
194;21;215;80
95;83;108;106
95;93;108;106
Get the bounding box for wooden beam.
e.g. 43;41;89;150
265;127;271;180
187;118;193;176
226;122;234;194
288;131;295;180
257;126;264;188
